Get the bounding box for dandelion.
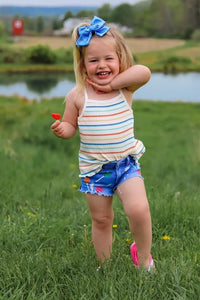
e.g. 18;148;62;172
162;235;171;240
72;184;78;188
112;224;117;229
126;238;132;242
27;212;36;218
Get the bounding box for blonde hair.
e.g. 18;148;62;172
72;21;133;89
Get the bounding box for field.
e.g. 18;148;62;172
0;95;200;299
7;36;200;72
11;36;185;53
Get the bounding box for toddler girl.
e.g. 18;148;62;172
51;16;154;271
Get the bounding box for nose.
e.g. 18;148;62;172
98;59;106;68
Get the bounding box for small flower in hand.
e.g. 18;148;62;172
52;113;61;120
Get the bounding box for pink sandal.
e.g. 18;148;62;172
130;243;154;272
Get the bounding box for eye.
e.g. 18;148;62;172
89;59;97;63
106;57;113;61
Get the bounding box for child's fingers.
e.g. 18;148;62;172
51;120;61;130
86;78;99;88
86;78;94;85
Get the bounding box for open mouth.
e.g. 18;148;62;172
97;71;111;79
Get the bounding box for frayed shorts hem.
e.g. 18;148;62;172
79;156;144;196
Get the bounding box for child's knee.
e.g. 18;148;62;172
128;201;150;223
92;212;114;230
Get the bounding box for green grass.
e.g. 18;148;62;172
137;41;200;71
1;40;200;73
0;96;200;299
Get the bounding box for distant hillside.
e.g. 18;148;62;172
0;6;97;17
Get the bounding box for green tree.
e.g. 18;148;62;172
23;16;35;32
63;10;73;21
133;0;185;38
184;0;200;31
111;4;134;27
97;3;112;22
36;16;44;33
0;21;6;36
52;18;62;30
75;10;95;18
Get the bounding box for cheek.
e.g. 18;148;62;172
85;66;95;76
113;62;120;74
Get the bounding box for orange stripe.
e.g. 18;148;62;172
80;142;139;155
83;109;129;118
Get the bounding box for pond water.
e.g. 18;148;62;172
0;72;199;102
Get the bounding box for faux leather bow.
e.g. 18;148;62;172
76;16;110;47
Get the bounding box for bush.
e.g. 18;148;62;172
0;45;25;64
54;47;73;64
159;55;192;72
191;29;200;42
163;55;192;65
25;44;56;64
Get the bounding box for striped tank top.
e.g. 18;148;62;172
78;89;145;177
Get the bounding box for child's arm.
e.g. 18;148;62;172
87;65;151;93
51;91;78;139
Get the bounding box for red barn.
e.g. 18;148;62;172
12;19;24;35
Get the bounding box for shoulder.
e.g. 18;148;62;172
65;85;85;114
66;86;81;100
66;85;84;103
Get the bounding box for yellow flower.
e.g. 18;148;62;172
112;224;117;229
162;235;170;240
126;238;132;242
27;212;36;218
72;184;78;188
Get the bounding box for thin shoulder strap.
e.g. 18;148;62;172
84;88;88;101
119;89;125;98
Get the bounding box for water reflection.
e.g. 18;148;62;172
26;77;58;93
0;72;75;101
0;72;199;102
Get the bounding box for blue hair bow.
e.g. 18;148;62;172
76;16;110;47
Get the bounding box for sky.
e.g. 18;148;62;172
0;0;142;7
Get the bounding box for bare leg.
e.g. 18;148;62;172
85;193;114;262
117;177;152;266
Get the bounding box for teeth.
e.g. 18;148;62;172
98;72;108;75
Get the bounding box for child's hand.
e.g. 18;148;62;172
51;120;64;138
51;112;67;138
51;120;77;139
86;78;112;93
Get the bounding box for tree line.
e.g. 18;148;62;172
63;0;200;39
1;0;200;39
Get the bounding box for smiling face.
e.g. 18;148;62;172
83;36;120;86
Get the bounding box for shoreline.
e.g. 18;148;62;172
0;64;200;74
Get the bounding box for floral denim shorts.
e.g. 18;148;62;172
79;156;144;196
